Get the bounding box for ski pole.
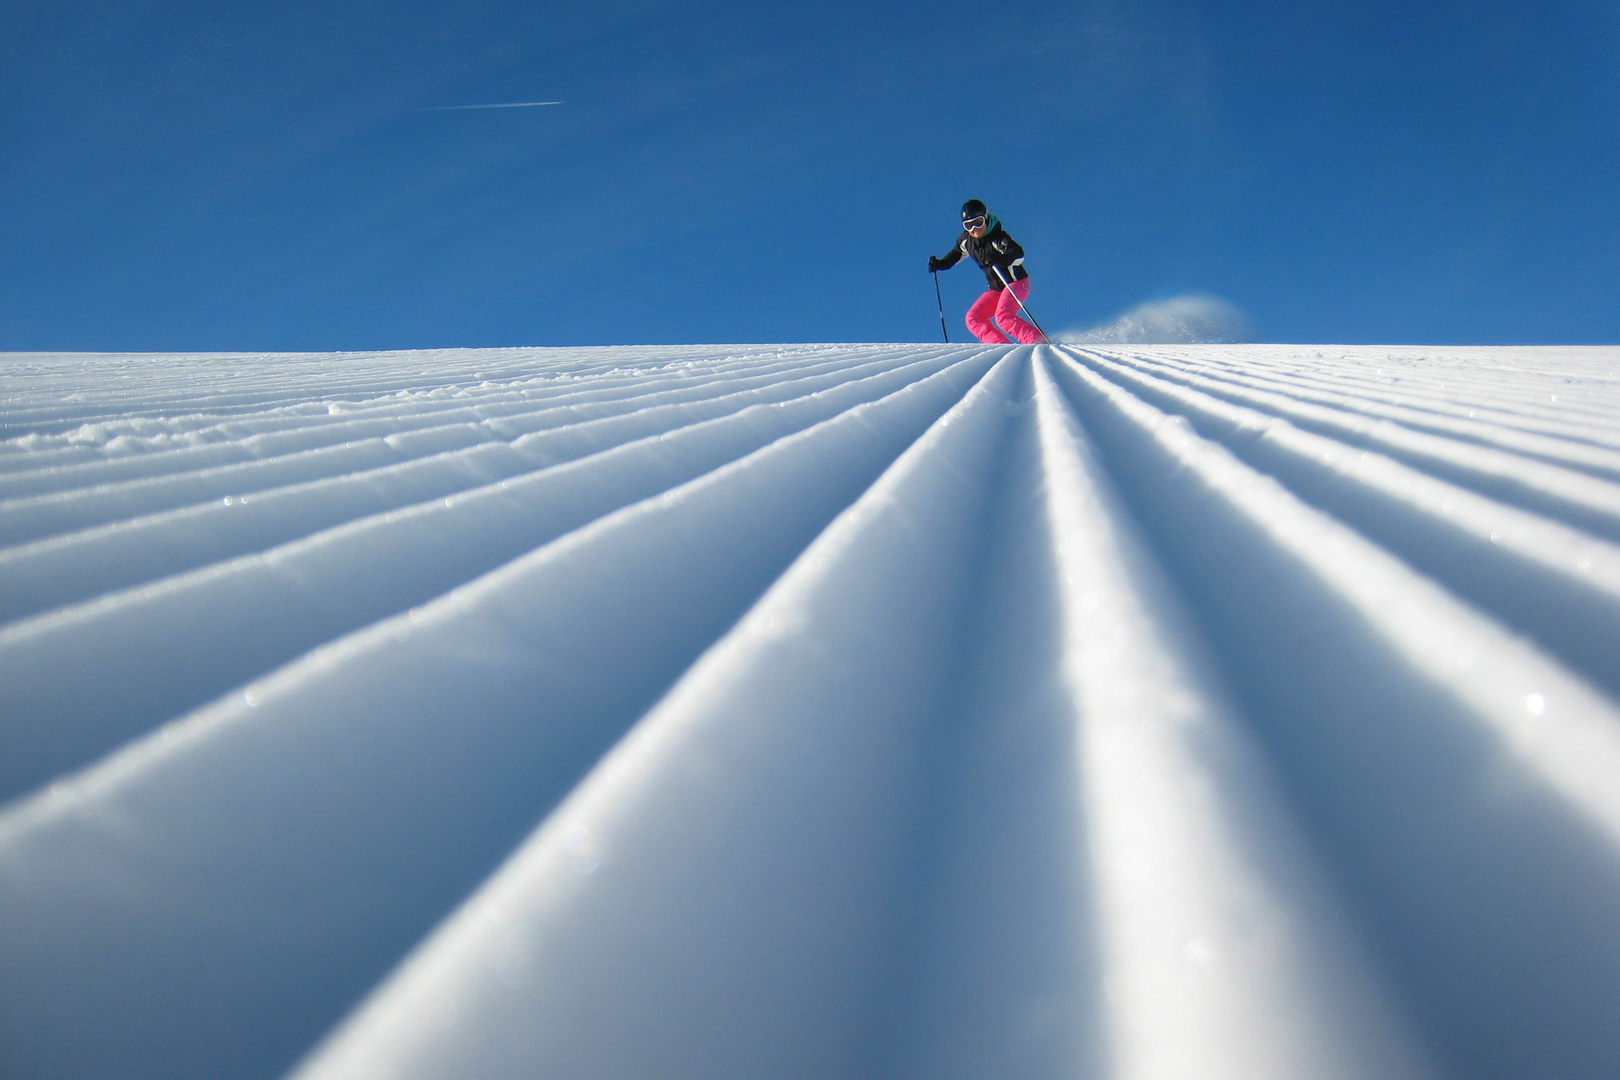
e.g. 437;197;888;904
932;270;949;342
993;265;1051;344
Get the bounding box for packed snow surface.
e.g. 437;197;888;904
2;343;1620;1080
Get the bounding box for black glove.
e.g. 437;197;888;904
928;255;942;272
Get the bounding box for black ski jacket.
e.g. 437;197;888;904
933;217;1028;291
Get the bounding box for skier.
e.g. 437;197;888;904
928;200;1044;345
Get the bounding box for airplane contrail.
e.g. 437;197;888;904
418;101;563;111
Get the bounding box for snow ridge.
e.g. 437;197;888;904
1;343;1618;1080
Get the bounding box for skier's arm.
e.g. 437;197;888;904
929;233;970;272
987;231;1025;267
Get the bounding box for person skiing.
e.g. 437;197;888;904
928;199;1044;345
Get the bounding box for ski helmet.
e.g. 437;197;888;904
961;199;987;221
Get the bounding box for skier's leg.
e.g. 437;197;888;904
966;290;1012;343
994;278;1044;345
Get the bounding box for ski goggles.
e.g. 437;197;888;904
962;216;988;231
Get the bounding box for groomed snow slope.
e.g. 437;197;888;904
2;343;1619;1080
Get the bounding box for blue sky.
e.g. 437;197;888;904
2;0;1616;349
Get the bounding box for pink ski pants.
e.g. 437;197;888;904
965;278;1042;344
